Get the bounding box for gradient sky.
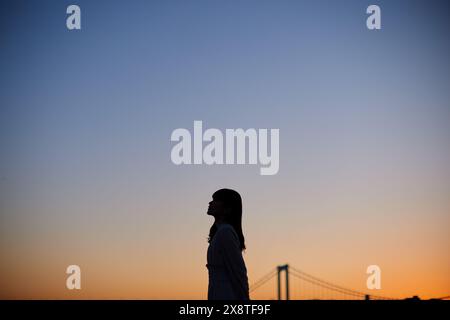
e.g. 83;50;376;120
0;0;449;299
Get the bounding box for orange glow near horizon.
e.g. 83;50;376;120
1;196;448;300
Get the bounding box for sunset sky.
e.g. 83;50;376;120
0;0;449;299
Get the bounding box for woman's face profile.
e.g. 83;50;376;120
207;199;226;217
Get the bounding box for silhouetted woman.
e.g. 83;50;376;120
206;189;249;300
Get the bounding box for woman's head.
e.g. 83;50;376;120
207;188;246;251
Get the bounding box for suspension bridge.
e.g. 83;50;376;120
249;264;449;300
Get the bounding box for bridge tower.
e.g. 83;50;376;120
277;264;290;300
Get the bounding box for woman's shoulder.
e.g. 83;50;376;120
216;223;239;239
217;223;235;231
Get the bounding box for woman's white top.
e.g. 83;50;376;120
206;223;249;300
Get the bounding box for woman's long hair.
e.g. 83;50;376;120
208;189;246;251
